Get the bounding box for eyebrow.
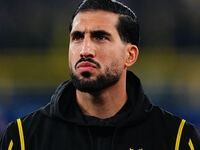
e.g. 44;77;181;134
91;30;111;37
70;30;111;37
70;31;84;37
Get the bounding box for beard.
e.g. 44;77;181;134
70;66;122;93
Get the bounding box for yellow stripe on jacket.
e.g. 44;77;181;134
17;119;25;150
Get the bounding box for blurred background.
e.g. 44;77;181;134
0;0;200;136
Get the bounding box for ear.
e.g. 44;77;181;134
124;44;139;67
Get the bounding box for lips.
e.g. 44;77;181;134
76;62;97;72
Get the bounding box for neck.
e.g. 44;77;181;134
76;71;127;119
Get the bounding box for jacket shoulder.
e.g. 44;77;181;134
0;106;50;150
151;106;183;128
180;121;200;149
0;120;21;149
152;106;200;149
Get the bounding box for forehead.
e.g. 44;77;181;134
71;10;119;32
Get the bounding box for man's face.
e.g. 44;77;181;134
69;10;128;92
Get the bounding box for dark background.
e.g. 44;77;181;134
0;0;200;135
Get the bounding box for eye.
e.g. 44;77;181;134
94;35;108;41
91;31;110;42
93;34;110;42
71;32;84;41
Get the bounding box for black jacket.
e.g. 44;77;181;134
1;71;200;150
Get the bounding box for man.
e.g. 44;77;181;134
1;0;200;149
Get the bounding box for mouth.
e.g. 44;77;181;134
76;62;97;72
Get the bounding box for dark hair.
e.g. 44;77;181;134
69;0;140;46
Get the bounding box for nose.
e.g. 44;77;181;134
80;36;95;58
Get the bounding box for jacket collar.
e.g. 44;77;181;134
46;71;153;127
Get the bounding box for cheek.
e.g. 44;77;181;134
69;45;77;56
112;53;126;69
68;48;78;68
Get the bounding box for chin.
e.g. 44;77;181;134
80;71;92;78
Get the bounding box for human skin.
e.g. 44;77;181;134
69;10;139;119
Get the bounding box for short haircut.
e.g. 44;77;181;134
69;0;140;46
